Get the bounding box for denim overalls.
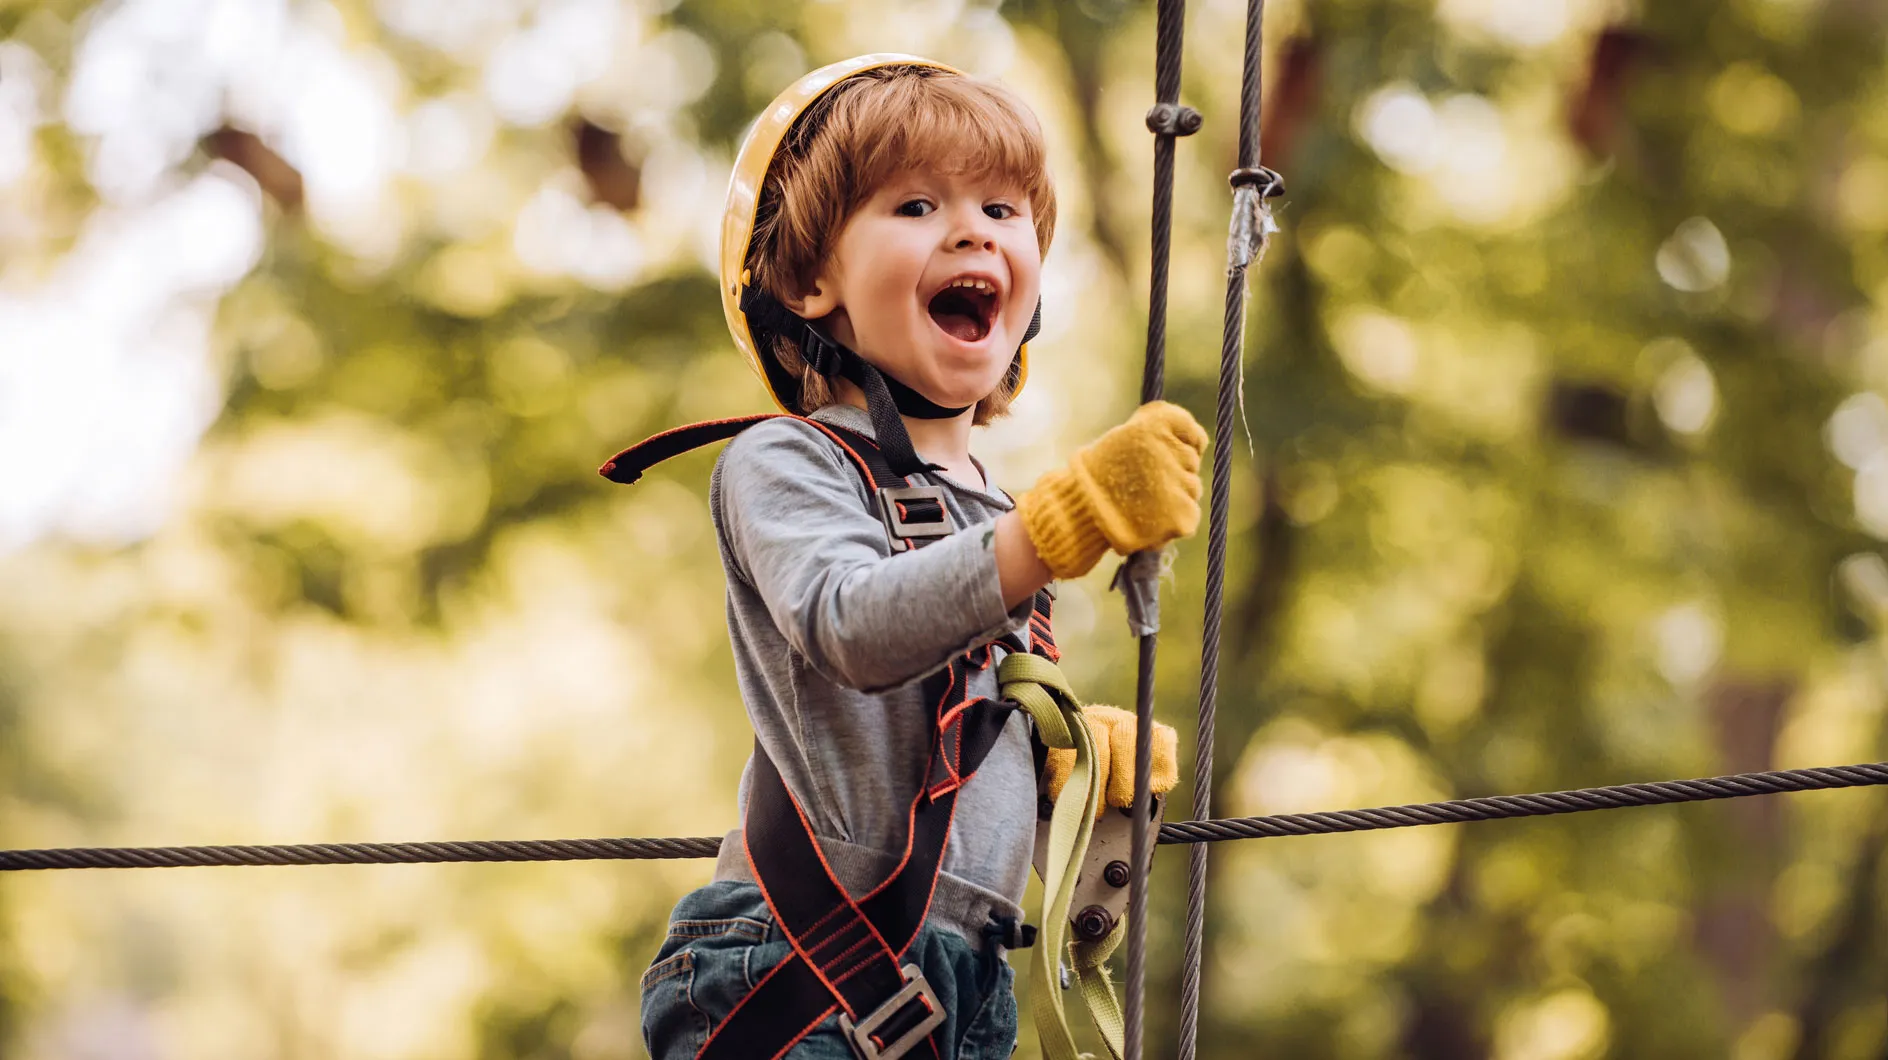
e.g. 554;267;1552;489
640;880;1020;1059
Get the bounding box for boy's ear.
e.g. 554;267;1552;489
786;274;841;319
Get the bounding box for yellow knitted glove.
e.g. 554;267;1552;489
1014;401;1208;579
1045;705;1179;818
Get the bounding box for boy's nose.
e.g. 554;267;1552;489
946;204;998;252
950;222;997;252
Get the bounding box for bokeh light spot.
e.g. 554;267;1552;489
1656;217;1731;292
1495;989;1612;1060
1333;309;1420;394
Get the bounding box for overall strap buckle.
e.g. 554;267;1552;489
838;964;945;1060
983;914;1038;950
878;485;953;552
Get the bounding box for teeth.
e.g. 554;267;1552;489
947;278;995;292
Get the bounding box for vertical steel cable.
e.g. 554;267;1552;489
1139;0;1187;404
1127;1;1194;1057
1179;4;1275;1058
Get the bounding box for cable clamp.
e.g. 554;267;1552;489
1144;102;1203;137
1228;165;1286;198
1227;176;1283;271
1112;549;1163;637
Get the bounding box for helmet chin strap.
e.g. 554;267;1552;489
878;372;970;420
740;287;1042;479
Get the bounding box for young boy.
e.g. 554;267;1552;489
633;55;1205;1060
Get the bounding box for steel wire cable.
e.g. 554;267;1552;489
5;765;1883;872
1157;763;1888;844
0;835;721;870
1128;1;1197;1057
1182;3;1270;1059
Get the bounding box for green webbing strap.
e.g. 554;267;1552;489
998;653;1127;1060
1072;916;1128;1059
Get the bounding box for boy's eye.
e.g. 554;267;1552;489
984;202;1018;220
897;199;935;217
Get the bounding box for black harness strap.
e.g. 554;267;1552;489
598;416;781;484
599;414;886;490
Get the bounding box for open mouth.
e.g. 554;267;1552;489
927;278;999;343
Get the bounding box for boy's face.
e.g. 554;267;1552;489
794;168;1042;412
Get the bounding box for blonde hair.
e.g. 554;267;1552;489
747;64;1056;422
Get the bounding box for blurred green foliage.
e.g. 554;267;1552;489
4;0;1888;1057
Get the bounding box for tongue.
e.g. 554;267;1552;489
933;309;983;342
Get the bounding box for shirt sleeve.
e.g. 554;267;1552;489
711;418;1031;693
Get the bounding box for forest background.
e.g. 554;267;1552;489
4;0;1888;1057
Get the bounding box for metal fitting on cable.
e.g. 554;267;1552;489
1145;103;1203;137
1112;549;1163;637
1226;185;1263;271
1228;165;1286;199
1226;167;1286;270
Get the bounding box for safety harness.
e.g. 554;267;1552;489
604;413;1071;1060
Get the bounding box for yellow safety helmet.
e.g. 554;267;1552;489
720;53;1035;415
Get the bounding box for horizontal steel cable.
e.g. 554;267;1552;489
0;835;721;870
3;763;1883;871
1158;762;1888;844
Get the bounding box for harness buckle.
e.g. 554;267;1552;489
838;964;945;1060
877;486;953;552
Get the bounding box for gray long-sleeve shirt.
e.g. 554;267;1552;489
706;403;1040;945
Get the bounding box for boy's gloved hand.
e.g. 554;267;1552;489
1014;401;1208;579
1044;705;1179;818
